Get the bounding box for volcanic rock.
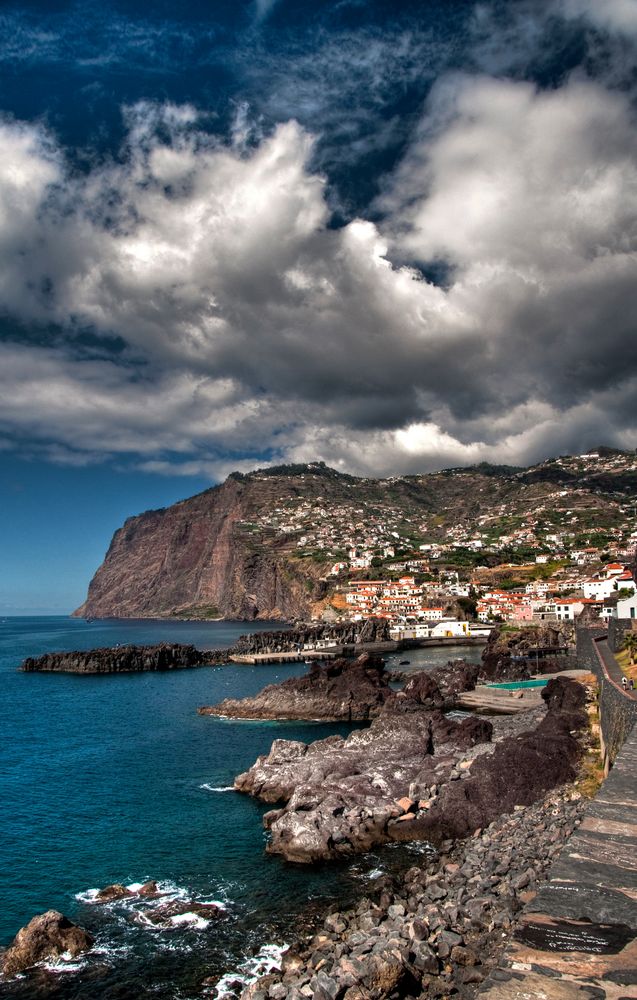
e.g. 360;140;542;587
199;653;391;721
1;911;94;977
408;677;587;844
234;696;493;862
479;623;574;682
21;642;209;674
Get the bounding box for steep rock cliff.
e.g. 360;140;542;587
74;473;329;620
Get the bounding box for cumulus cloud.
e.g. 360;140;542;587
0;62;635;479
561;0;637;36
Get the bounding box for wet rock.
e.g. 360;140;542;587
95;883;133;902
200;653;391;722
21;642;209;674
1;910;94;976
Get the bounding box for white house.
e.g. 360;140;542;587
615;593;637;620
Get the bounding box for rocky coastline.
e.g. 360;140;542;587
222;652;587;863
21;642;210;673
236;785;587;1000
18;620;395;674
199;653;394;722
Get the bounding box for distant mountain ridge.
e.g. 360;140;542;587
74;449;636;621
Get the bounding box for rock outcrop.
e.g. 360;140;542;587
233;620;391;654
21;642;209;674
1;911;94;977
199;653;392;721
234;675;586;863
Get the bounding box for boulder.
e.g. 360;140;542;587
95;883;133;902
2;910;94;976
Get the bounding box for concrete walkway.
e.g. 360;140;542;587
597;637;637;700
478;723;637;1000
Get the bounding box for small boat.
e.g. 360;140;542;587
399;659;410;665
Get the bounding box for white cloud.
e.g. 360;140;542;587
0;74;635;479
561;0;637;36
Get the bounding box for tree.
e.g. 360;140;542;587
622;632;637;666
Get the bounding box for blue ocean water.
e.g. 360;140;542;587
0;618;482;998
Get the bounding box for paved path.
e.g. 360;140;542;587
596;637;637;699
478;722;637;1000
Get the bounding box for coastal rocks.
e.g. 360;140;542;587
138;900;223;928
235;787;587;1000
21;642;209;674
234;675;586;863
93;880;160;902
233;621;391;655
406;677;587;844
234;698;494;862
199;653;391;721
1;911;94;977
82;881;224;931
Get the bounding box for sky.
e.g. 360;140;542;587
0;0;636;611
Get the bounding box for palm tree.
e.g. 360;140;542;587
622;631;637;666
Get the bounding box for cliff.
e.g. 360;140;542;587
74;471;335;620
74;452;635;621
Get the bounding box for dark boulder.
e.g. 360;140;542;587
1;911;94;977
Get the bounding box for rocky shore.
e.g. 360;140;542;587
21;642;210;673
232;670;587;863
237;785;587;1000
199;653;394;721
19;620;394;674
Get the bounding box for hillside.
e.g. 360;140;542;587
74;450;637;621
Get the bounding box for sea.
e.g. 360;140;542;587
0;617;484;999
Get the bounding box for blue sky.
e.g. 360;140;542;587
0;0;635;610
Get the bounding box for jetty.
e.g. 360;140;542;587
230;635;487;665
229;650;342;664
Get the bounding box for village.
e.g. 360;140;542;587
236;451;637;639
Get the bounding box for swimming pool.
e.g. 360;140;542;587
487;679;548;689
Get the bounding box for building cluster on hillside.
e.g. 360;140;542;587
236;451;637;632
339;560;637;633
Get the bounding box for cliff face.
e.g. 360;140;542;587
74;451;635;622
74;475;328;620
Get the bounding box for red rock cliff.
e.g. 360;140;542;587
73;474;328;620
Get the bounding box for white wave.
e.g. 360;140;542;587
200;783;236;792
42;951;87;974
366;867;385;878
169;912;211;930
74;887;101;903
126;881;145;892
213;943;288;999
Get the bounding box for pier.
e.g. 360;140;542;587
230;650;342;664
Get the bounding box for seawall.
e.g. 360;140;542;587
576;623;637;770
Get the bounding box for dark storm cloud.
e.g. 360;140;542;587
0;1;634;478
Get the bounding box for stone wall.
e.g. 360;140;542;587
599;676;637;767
576;623;637;770
575;624;606;676
608;615;635;654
